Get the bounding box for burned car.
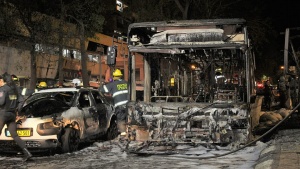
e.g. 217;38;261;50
0;87;118;153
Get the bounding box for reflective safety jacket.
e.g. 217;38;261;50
100;79;128;107
0;84;18;112
18;87;37;97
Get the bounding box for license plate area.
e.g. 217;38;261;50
5;128;33;137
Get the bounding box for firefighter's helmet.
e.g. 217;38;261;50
113;69;123;77
38;81;47;88
72;78;81;86
11;74;19;81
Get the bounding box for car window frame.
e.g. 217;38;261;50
78;90;92;108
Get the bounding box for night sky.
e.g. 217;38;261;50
263;0;300;42
267;1;300;31
253;0;300;80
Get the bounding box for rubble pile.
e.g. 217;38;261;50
253;108;291;134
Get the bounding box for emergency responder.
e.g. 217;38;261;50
289;74;298;108
71;78;81;87
99;69;128;136
11;74;36;98
0;73;32;161
37;81;47;89
278;75;289;109
11;74;25;112
263;80;272;110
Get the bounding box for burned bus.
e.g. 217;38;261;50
125;19;256;148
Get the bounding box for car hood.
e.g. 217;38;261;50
19;97;70;117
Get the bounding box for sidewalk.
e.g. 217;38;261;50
254;129;300;169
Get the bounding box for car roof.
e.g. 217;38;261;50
35;87;80;93
35;87;101;96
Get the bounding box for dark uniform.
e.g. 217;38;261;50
278;76;288;108
19;87;36;97
0;73;32;161
100;78;128;134
101;79;128;107
263;80;272;110
11;74;36;99
289;75;298;108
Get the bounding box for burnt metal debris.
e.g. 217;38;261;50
124;19;256;154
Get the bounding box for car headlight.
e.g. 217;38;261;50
43;122;55;129
37;122;60;136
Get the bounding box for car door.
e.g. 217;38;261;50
91;90;111;131
78;90;99;135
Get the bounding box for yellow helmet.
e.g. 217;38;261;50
38;81;47;88
11;74;19;81
113;69;123;77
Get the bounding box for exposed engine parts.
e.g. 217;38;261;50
127;102;249;146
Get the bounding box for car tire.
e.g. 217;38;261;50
61;127;80;153
105;119;119;140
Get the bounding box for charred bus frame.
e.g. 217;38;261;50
125;19;256;147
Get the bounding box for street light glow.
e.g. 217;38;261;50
191;64;196;70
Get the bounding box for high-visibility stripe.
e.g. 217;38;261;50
21;88;27;96
112;90;128;98
115;100;128;107
9;94;17;100
103;85;109;92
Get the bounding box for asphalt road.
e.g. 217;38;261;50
0;139;266;169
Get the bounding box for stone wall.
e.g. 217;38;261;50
0;45;31;77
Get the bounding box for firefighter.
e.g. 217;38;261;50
37;81;47;89
11;75;25;112
0;73;32;161
11;74;35;99
289;74;298;108
99;69;128;136
278;75;289;109
263;80;272;110
71;78;81;87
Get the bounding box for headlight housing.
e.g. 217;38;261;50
37;122;60;136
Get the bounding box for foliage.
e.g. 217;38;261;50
0;0;54;89
122;0;277;80
0;0;286;85
60;0;110;38
59;0;112;87
0;0;114;88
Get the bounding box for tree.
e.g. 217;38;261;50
123;0;244;21
2;0;54;89
1;0;113;88
123;0;275;80
62;0;111;87
46;0;113;87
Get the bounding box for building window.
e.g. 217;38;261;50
135;68;140;81
35;44;59;55
63;49;81;60
88;54;100;63
35;44;98;62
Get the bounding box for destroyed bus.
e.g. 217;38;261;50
124;18;256;148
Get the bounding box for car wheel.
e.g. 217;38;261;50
105;119;118;140
61;127;80;153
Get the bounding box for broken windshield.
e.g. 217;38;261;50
25;91;77;106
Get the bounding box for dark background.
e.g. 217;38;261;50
255;0;300;83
